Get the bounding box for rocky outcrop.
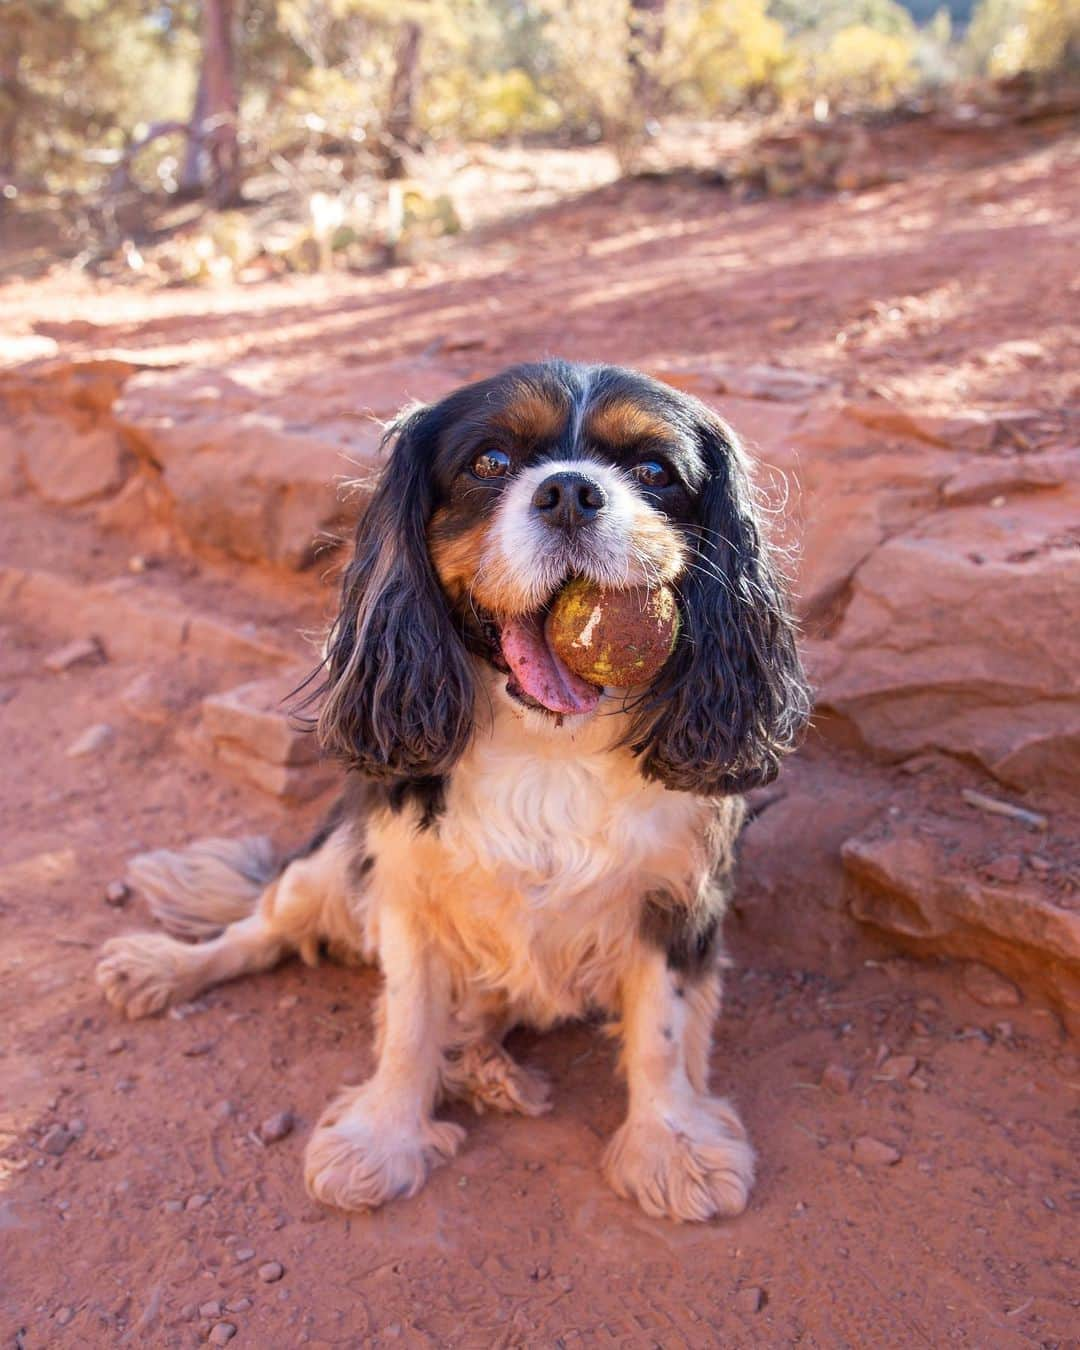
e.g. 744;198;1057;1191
842;811;1080;1031
812;470;1080;792
114;357;462;568
198;669;336;800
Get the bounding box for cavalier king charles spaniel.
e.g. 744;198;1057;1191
97;360;809;1223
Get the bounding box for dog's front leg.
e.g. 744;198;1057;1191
304;902;463;1211
603;944;755;1222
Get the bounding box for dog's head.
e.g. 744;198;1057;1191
316;360;809;795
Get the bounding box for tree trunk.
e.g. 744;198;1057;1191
627;0;665;120
179;68;207;197
382;19;422;180
0;36;22;187
192;0;242;206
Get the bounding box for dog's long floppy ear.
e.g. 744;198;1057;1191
315;405;475;780
633;409;810;796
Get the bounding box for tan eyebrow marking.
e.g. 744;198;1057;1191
586;398;672;447
492;384;568;441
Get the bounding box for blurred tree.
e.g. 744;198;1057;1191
184;0;243;204
383;16;423;177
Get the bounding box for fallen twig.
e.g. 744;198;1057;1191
961;788;1047;831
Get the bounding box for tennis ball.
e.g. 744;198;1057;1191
546;577;679;688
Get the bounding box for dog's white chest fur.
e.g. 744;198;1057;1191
372;697;720;1025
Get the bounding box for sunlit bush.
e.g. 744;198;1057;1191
809;24;919;106
966;0;1080;76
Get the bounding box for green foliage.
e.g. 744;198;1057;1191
4;0;1077;209
965;0;1080;75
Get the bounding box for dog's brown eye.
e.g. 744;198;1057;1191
472;449;511;479
632;460;669;488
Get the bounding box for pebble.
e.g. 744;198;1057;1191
183;1040;215;1057
186;1193;211;1211
56;1306;75;1326
1028;855;1052;874
879;1054;918;1081
234;1246;255;1263
983;853;1024;883
259;1110;295;1144
44;638;103;673
163;1199;184;1213
226;1297;252;1312
209;1323;237;1346
213;1101;235;1120
40;1124;74;1156
106;1035;126;1054
852;1136;902;1167
258;1261;285;1283
821;1063;854;1095
198;1300;222;1318
65;722;114;758
736;1286;765;1313
105;880;131;907
962;963;1022;1009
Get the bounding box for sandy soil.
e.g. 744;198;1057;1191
2;115;1079;1348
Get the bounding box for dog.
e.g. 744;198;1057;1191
97;360;809;1222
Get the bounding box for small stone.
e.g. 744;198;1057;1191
163;1199;183;1213
181;1303;198;1321
879;1055;917;1081
65;723;113;758
226;1297;252;1312
821;1063;854;1095
56;1306;75;1326
909;1074;929;1092
853;1136;902;1166
67;1118;86;1138
1028;855;1052;874
183;1041;215;1057
186;1193;210;1211
983;854;1023;884
198;1300;222;1318
258;1261;284;1283
106;1036;126;1054
212;1100;235;1120
208;1322;237;1345
105;880;131;907
259;1110;294;1144
114;1076;135;1093
44;638;103;673
40;1124;74;1156
128;554;148;574
736;1286;765;1313
234;1246;255;1263
962;963;1022;1009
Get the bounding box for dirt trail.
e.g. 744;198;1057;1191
2;117;1079;1347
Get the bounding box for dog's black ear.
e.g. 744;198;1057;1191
314;405;474;780
633;409;810;796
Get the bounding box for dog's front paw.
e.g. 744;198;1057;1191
602;1096;755;1222
304;1084;465;1212
96;934;194;1019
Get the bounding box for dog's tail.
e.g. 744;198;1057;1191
127;836;278;941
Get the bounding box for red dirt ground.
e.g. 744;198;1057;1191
2;116;1079;1348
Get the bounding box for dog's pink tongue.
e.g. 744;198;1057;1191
501;613;601;716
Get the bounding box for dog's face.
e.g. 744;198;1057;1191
427;367;700;718
316;361;808;796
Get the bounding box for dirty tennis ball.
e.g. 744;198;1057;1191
546;578;680;688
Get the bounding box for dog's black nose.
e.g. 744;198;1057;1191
531;471;607;529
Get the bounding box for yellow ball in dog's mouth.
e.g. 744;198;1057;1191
545;577;680;688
